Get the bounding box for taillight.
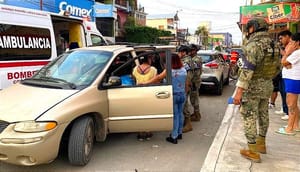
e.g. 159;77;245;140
205;62;219;69
231;52;238;61
223;55;228;60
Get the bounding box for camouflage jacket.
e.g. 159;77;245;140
182;54;202;84
236;31;281;98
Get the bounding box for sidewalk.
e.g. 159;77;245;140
201;98;300;172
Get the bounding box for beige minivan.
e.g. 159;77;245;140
0;45;176;166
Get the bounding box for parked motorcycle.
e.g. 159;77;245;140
229;51;240;80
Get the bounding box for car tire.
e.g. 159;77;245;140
68;116;95;166
216;78;223;95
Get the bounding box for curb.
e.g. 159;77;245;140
200;104;239;172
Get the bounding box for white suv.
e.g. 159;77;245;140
198;50;230;95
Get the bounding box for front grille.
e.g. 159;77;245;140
0;120;9;133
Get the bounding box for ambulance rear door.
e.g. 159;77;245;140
51;15;87;55
0;4;56;90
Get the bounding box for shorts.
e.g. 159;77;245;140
272;74;281;92
284;78;300;94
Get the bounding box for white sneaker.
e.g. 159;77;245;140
268;103;275;109
281;115;289;121
275;109;285;115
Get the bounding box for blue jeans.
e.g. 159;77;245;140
172;92;186;139
279;78;288;114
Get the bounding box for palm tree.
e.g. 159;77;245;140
195;26;209;50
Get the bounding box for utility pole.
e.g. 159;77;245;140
174;11;179;45
174;9;182;45
40;0;43;10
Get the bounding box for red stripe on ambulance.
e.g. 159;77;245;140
0;61;49;68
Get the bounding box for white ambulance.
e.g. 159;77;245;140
0;4;107;90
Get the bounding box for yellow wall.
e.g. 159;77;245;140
209;34;224;39
69;23;83;47
146;19;176;34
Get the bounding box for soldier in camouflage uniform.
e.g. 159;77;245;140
178;45;202;133
189;44;203;122
233;18;281;163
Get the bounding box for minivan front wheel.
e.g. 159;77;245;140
68;116;95;166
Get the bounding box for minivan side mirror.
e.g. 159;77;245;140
102;76;122;88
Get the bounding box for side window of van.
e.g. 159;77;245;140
0;24;52;61
104;52;135;86
91;34;106;46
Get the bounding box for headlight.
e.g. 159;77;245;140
14;121;57;133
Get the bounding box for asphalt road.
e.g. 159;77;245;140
0;81;236;172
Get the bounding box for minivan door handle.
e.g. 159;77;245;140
155;91;170;99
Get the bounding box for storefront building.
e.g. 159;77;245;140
0;0;95;20
240;2;299;41
94;3;117;43
209;32;233;49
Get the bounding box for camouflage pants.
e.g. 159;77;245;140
240;97;269;144
183;82;200;118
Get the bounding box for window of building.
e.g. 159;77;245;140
96;18;114;37
167;25;174;29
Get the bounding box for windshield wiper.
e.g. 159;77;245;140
24;77;77;89
39;77;77;89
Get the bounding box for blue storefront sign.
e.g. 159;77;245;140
57;0;94;18
1;0;56;11
94;3;116;18
1;0;94;19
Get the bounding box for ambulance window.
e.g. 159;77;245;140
0;24;52;61
91;34;106;46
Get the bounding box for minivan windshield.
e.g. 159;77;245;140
23;50;112;89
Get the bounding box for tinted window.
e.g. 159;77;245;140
91;34;106;46
198;54;213;63
0;24;52;61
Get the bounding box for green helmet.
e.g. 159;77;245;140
246;17;269;33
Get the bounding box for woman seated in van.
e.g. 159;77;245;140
132;54;157;84
132;54;157;141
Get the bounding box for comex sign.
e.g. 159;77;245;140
59;1;92;18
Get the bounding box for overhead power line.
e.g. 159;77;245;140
144;0;240;15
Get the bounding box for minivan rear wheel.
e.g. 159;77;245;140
68;116;94;166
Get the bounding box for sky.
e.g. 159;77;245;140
138;0;262;45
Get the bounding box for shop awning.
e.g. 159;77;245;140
240;2;300;24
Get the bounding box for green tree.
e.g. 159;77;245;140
195;26;209;50
124;26;172;44
124;16;136;27
214;45;222;52
103;0;113;4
